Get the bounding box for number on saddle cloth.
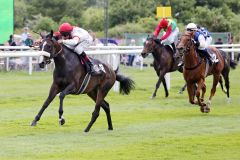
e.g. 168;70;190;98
92;60;106;73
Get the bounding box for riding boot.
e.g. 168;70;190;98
171;43;177;57
199;49;217;65
81;52;101;76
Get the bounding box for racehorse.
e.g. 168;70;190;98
31;31;135;132
177;31;225;113
178;50;237;100
141;36;183;98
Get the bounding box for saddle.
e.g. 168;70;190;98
62;45;105;75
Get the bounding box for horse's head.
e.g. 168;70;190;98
38;30;63;68
141;36;161;58
176;31;196;56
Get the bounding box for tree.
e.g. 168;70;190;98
81;7;104;31
34;17;58;32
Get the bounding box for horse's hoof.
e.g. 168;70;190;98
204;107;210;113
31;120;37;126
108;127;113;130
227;98;231;103
178;90;183;94
59;118;65;125
84;128;89;132
150;96;155;99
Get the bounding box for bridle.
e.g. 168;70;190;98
178;32;203;70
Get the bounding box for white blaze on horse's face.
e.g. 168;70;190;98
38;41;49;64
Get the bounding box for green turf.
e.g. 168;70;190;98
0;65;239;160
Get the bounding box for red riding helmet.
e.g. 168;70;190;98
159;18;168;28
59;23;73;33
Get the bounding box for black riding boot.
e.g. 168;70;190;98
198;49;213;65
171;43;176;55
81;52;101;76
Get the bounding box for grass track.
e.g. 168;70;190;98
0;65;239;160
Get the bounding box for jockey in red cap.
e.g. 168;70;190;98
153;18;179;57
58;22;100;76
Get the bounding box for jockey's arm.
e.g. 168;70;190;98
62;36;80;46
198;34;207;49
160;26;172;40
153;23;162;37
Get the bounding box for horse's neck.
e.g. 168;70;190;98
184;47;199;67
53;48;82;70
152;47;163;61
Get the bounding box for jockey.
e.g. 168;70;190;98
153;18;179;56
58;22;100;76
186;23;219;64
200;27;212;46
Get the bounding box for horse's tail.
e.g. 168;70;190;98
219;49;237;69
230;59;237;69
114;68;135;95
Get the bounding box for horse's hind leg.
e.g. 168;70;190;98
87;91;113;131
208;74;221;105
222;71;230;99
31;83;59;126
218;76;226;93
101;100;113;130
85;85;111;132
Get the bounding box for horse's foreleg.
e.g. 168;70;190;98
187;83;196;104
151;77;161;99
58;83;76;125
31;83;59;126
179;83;187;94
196;79;208;112
162;76;169;97
200;83;206;102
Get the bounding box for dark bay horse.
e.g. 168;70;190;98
31;31;135;132
141;36;182;98
177;31;225;113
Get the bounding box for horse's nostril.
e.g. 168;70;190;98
39;62;45;68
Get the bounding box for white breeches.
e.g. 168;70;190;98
66;37;93;55
205;37;212;47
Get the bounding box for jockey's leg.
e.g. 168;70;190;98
171;43;176;54
81;52;93;73
75;43;101;76
198;49;218;64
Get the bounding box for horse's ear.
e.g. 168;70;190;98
40;32;44;39
50;30;54;38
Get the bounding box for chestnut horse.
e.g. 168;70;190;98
177;31;225;113
141;36;183;98
31;31;135;132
